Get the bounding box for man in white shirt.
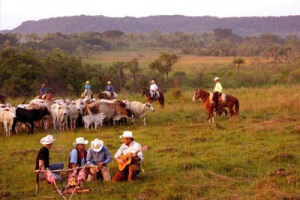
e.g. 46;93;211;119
112;131;144;182
150;80;158;99
213;77;223;111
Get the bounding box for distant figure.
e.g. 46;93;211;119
82;81;92;100
105;81;114;98
150;80;158;99
40;84;47;98
213;77;223;111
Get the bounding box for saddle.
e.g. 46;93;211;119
150;91;160;99
209;93;226;104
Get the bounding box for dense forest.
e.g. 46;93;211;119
4;15;300;36
0;28;299;97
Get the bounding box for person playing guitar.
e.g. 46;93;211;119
112;131;145;182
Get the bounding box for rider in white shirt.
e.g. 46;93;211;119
150;80;158;99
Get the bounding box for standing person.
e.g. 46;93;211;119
40;84;47;98
112;131;144;182
150;80;158;99
105;81;114;98
213;77;223;111
86;139;112;182
35;135;64;181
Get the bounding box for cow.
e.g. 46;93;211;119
12;107;50;134
50;103;69;130
68;101;79;129
0;107;15;137
123;100;155;126
82;113;107;130
84;101;133;126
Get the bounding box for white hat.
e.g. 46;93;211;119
107;81;111;84
91;139;104;152
40;135;55;145
73;137;88;145
86;81;89;84
119;131;134;139
214;77;220;81
151;80;155;83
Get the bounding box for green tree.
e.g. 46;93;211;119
232;57;245;72
149;52;180;79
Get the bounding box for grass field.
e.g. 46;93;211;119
0;84;300;199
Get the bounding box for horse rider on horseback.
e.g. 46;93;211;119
105;81;114;98
40;83;47;99
84;81;92;99
213;77;223;111
150;80;158;99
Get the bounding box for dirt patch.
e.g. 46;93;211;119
158;147;178;153
189;137;207;144
181;151;195;156
179;163;204;171
10;149;37;156
269;153;296;162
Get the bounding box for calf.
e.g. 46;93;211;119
12;107;50;134
51;103;69;130
82;113;107;130
68;101;79;129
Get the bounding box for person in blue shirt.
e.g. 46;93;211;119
40;84;47;98
105;81;114;98
86;138;112;182
85;81;91;93
83;81;92;99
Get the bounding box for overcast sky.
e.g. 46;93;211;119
1;0;300;30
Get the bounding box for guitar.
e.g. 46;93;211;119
117;145;148;171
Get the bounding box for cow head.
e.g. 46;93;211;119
145;102;155;112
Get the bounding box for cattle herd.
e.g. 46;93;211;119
0;97;155;137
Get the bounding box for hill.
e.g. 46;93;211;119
5;15;300;36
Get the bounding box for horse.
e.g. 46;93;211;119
97;91;118;100
34;93;55;101
141;88;164;108
81;91;93;100
192;89;239;122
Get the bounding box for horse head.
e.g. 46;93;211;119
192;89;200;101
141;88;149;97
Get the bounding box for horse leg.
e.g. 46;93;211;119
228;107;234;121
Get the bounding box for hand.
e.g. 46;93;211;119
98;162;105;167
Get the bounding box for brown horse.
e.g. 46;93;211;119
142;88;164;108
34;93;55;101
192;89;239;122
0;95;6;104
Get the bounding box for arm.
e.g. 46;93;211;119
38;160;47;176
103;148;112;165
114;147;124;164
86;149;93;165
69;149;78;168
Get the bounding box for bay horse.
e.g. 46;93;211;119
142;88;164;108
192;89;239;122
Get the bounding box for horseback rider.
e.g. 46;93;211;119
40;84;47;99
105;81;114;98
213;77;223;111
150;80;158;99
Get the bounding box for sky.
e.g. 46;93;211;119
1;0;300;30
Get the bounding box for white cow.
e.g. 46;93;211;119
0;107;15;137
82;113;107;130
51;103;69;130
68;101;79;129
55;99;71;105
123;100;155;126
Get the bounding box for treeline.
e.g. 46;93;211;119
1;29;300;60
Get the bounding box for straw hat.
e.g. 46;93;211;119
213;77;220;81
86;81;90;84
40;135;55;145
107;81;111;84
151;80;155;83
119;131;134;139
91;139;104;152
73;137;88;145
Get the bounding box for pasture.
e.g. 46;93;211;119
0;84;299;199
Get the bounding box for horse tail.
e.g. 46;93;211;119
160;93;165;108
234;98;239;116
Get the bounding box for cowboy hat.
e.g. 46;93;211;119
91;139;104;152
40;135;55;145
41;83;46;86
73;137;88;146
151;80;155;83
119;131;134;139
213;77;220;81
